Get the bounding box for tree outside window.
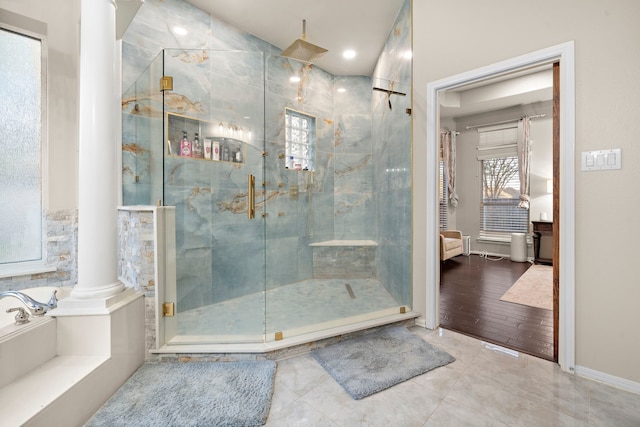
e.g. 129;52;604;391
480;156;528;233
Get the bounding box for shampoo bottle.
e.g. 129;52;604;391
192;132;202;158
179;131;192;157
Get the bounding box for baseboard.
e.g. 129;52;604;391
414;317;427;328
470;250;508;258
574;365;640;394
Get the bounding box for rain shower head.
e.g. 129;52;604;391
280;19;328;63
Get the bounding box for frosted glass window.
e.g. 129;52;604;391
0;28;43;265
285;108;315;171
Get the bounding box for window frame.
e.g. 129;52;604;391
0;18;50;277
284;107;316;171
439;160;448;231
479;155;529;238
475;123;529;241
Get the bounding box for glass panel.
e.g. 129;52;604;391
123;49;412;347
372;78;412;308
122;51;164;206
162;50;266;343
0;28;42;264
264;58;412;341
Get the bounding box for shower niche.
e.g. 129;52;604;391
122;48;413;350
166;113;246;163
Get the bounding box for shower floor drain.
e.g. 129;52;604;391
344;283;356;299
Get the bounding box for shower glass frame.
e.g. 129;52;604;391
121;49;412;347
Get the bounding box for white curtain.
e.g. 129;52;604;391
517;117;531;209
441;131;458;207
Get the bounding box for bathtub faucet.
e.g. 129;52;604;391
0;290;58;316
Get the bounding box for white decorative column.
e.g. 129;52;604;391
59;0;128;310
47;3;145;419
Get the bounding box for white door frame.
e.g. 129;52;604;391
425;41;576;372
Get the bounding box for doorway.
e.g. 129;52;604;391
425;42;576;372
438;66;555;360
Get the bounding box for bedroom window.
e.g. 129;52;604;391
480;155;528;234
476;123;529;239
439;160;448;230
285;108;315;171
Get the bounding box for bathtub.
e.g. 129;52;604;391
0;286;71;390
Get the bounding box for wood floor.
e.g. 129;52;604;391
439;254;554;361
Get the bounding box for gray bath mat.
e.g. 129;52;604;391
311;326;454;400
85;360;276;427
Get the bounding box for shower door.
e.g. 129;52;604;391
147;50;413;347
161;50;267;343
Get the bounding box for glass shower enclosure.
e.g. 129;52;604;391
122;49;412;347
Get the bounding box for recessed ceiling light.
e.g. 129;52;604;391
337;87;346;93
173;26;187;36
290;76;301;83
342;50;356;60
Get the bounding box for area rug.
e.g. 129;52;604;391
500;264;553;310
85;360;276;427
311;325;455;400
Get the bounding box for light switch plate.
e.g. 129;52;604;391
581;149;621;171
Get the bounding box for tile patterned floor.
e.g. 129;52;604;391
265;326;640;426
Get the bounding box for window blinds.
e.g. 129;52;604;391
439;160;448;230
478;124;529;235
476;123;518;160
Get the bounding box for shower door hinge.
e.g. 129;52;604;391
275;331;284;341
262;151;269;157
162;302;175;317
160;75;173;91
400;306;406;314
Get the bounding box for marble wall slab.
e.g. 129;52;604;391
371;0;412;306
121;0;412;315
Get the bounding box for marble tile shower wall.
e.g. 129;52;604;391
263;57;340;290
371;0;412;306
334;75;374;240
121;0;410;310
0;210;77;293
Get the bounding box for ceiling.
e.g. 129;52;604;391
439;67;554;120
185;0;405;76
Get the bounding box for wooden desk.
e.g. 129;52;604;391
531;220;553;265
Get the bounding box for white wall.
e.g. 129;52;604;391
414;0;640;383
0;0;80;210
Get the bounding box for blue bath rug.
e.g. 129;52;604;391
85;360;276;427
311;326;455;400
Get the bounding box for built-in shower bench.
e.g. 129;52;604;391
309;240;377;279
